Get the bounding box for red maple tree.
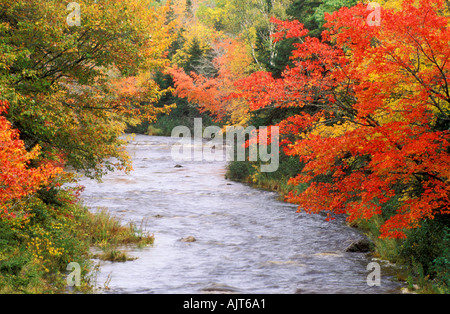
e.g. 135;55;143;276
234;0;450;238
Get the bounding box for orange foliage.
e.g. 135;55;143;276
0;99;62;214
234;0;450;238
168;38;253;125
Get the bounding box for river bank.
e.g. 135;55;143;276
0;185;154;293
225;158;450;294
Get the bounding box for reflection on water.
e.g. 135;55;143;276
79;135;403;294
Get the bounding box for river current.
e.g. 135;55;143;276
78;135;403;294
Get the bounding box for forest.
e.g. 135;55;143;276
0;0;449;293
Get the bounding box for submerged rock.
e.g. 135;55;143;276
201;283;239;294
180;236;196;242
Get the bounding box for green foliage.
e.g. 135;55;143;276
287;0;323;37
0;184;153;293
0;0;174;179
177;37;212;74
432;229;450;293
400;217;450;282
127;81;220;136
256;0;359;76
0;188;89;293
313;0;359;28
226;147;306;195
226;161;252;182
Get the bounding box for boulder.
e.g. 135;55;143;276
345;238;373;253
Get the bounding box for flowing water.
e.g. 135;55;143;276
79;135;403;294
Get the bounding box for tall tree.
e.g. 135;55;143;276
169;38;253;125
234;0;450;238
198;0;295;70
0;0;175;179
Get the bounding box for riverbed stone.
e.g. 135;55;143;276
180;236;196;242
201;283;239;294
345;238;373;253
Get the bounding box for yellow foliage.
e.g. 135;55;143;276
310;118;358;138
172;22;219;67
376;0;404;10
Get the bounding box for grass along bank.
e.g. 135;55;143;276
0;184;153;293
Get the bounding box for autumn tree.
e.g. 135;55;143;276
169;38;254;126
234;0;450;238
197;0;295;70
0;0;175;179
0;99;61;215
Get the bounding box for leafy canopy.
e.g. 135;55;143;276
0;0;175;179
234;0;450;238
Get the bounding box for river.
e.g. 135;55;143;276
78;134;403;294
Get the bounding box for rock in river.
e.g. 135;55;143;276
345;238;373;253
180;236;196;243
